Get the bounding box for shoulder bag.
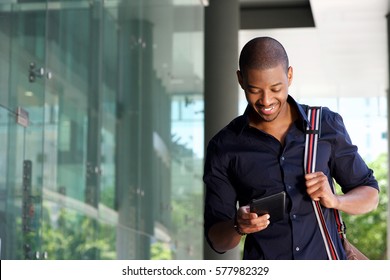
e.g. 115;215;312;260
304;106;368;260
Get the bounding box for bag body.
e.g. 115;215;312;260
343;238;369;260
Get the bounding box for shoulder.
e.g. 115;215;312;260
205;115;248;162
311;107;351;144
208;115;247;144
321;106;341;120
320;107;346;130
301;105;347;138
303;105;344;127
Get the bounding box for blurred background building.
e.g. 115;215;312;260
0;0;388;260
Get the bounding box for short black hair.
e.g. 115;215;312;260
239;37;289;74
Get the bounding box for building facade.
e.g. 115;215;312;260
0;0;204;259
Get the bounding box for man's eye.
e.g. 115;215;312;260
272;88;281;92
248;88;260;94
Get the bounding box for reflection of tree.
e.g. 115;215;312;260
100;185;115;209
171;133;197;173
340;153;388;259
170;192;203;259
151;241;172;260
41;207;116;260
15;218;35;259
169;134;204;259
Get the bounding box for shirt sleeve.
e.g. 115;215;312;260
203;137;238;245
325;110;379;193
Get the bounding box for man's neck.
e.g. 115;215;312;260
250;102;298;144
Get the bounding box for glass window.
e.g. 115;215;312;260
0;0;204;260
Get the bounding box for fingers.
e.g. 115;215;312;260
305;172;327;195
305;172;336;207
305;172;327;186
236;206;271;234
250;215;270;232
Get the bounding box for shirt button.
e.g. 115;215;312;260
281;156;285;161
292;214;297;219
287;185;292;190
295;247;300;251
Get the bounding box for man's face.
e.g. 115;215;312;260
237;64;293;123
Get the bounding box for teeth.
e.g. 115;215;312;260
263;106;274;111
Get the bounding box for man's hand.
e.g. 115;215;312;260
235;205;270;235
305;171;379;214
208;206;270;252
305;171;339;209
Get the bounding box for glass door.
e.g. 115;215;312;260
41;0;101;259
0;0;47;259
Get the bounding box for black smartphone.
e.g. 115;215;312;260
249;191;286;223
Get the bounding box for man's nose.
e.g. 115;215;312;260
259;91;272;106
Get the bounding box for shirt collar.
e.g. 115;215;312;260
237;95;310;135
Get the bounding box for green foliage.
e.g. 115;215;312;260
100;185;115;209
151;241;172;260
340;153;388;260
170;192;204;259
41;207;116;259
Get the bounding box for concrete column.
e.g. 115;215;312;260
203;0;240;260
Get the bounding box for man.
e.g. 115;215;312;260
203;36;379;259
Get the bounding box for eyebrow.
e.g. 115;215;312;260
247;82;283;89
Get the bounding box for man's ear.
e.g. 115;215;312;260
237;70;244;89
287;66;293;86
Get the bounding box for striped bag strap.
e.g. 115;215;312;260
304;106;340;260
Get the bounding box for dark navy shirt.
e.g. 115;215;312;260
203;95;379;260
